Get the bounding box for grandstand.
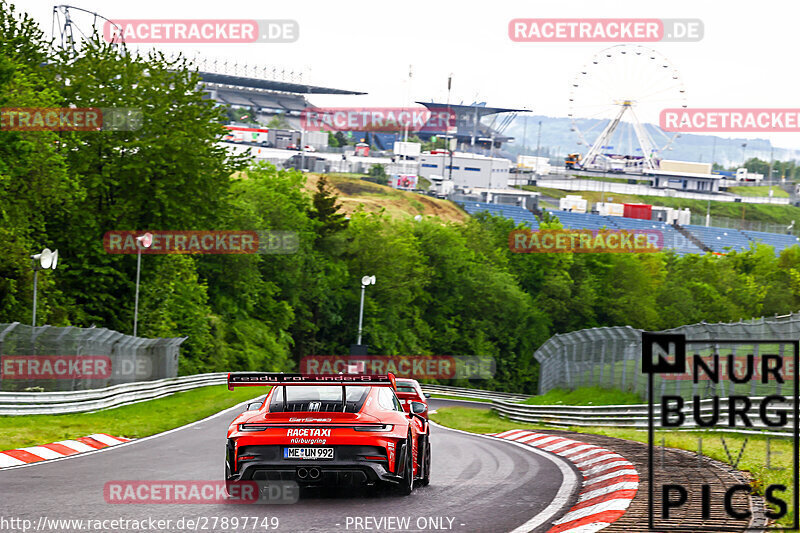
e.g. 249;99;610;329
416;102;527;155
546;210;705;255
458;203;798;256
683;225;752;253
741;230;800;255
460;202;539;229
199;71;365;131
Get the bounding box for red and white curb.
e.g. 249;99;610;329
489;430;638;533
0;434;130;468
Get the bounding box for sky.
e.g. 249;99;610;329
16;0;800;149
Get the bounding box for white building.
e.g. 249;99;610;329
516;155;551;175
418;151;511;189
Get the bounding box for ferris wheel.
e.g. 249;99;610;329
567;45;687;171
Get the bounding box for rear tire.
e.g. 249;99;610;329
420;436;431;487
397;434;414;495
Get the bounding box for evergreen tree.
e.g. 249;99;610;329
309;176;348;237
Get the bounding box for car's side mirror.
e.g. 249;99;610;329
245;401;261;411
424;393;431;399
411;401;427;414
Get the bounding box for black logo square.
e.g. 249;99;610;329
642;332;686;374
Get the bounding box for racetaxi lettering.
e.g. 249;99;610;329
286;428;331;437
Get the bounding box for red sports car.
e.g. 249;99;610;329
394;377;431;419
225;373;430;494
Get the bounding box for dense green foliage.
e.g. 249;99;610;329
4;3;800;394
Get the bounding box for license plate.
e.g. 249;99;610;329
283;447;334;460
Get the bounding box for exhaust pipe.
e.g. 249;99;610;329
308;467;321;480
297;467;308;479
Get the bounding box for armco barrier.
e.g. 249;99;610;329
492;397;796;436
0;373;227;415
0;374;524;416
420;383;529;402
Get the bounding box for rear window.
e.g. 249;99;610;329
396;385;417;393
268;385;370;413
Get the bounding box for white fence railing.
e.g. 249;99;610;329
0;374;526;416
0;373;227;415
492;397;795;436
421;384;528;402
535;178;792;205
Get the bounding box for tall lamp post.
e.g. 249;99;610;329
133;232;153;337
356;275;376;345
31;248;59;327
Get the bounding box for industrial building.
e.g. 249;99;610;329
418;151;511;189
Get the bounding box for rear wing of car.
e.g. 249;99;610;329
227;372;397;391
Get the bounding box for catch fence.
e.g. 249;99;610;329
534;313;800;397
0;322;186;392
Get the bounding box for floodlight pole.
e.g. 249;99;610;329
133;247;142;337
535;120;542;175
32;268;38;328
446;74;453;181
356;283;366;345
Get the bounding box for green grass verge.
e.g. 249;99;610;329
521;386;644;405
431;406;795;527
728;186;789;198
0;385;265;450
430;394;492;404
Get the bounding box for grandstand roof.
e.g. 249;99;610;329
416;102;529;116
198;72;366;95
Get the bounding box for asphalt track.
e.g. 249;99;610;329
0;398;578;533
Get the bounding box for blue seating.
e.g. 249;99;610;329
459;204;800;256
544;210;704;255
684;225;753;253
740;230;800;255
459;201;539;229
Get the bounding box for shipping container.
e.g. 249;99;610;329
595;202;625;216
623;203;652;220
559;195;588;213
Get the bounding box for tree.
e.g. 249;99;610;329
267;114;290;129
309;175;349;238
367;164;389;185
421;136;448;151
0;5;75;325
334;131;350;147
327;131;339;147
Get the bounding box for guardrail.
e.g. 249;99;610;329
0;374;525;416
0;373;227;416
421;384;529;402
492;397;795;436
